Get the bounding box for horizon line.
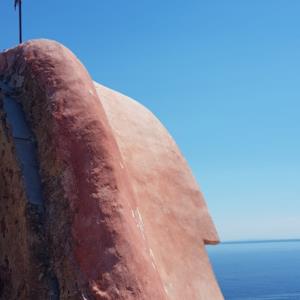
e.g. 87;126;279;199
218;238;300;245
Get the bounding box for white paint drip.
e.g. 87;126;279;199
149;248;155;260
149;248;158;271
134;208;146;240
164;285;170;296
81;293;88;300
136;208;144;227
133;209;160;273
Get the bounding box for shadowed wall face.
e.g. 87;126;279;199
0;91;54;299
0;40;223;300
2;93;43;205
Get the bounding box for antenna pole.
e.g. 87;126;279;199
19;0;22;43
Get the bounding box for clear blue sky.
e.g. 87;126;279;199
1;1;299;241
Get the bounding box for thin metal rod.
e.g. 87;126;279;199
19;0;22;44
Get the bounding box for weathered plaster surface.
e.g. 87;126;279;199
95;83;223;300
0;40;223;300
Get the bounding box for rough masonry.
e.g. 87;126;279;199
0;40;223;300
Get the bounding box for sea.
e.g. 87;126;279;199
207;240;300;300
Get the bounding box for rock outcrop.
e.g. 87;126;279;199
0;40;223;300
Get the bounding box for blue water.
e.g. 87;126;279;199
207;240;300;300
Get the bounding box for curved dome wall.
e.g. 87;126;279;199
0;40;223;300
